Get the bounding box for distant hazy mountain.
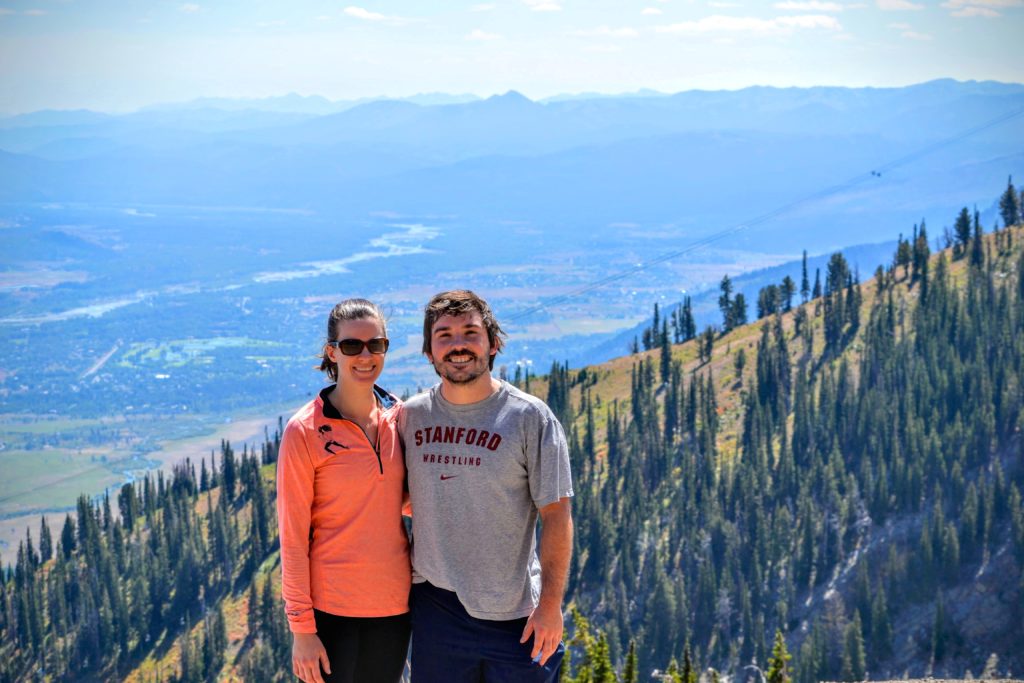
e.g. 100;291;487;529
141;92;344;115
1;79;1021;254
0;109;116;129
539;87;667;103
135;91;482;115
400;92;482;106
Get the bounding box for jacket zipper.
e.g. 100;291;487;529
341;416;383;475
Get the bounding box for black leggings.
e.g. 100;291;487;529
312;609;411;683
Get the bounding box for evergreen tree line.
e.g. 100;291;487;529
0;426;289;682
633;299;698;356
554;193;1024;680
633;246;850;362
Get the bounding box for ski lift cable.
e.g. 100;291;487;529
506;105;1024;323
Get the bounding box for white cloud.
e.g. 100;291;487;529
583;44;623;52
876;0;923;10
571;26;640;37
902;29;933;37
656;13;842;33
23;8;47;15
471;3;497;10
179;3;201;13
779;13;844;26
345;6;387;20
943;0;1022;7
315;14;333;21
523;0;562;11
467;28;502;39
642;7;663;14
950;5;1000;14
942;0;1021;15
343;6;415;23
775;0;844;10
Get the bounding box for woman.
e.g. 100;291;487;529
277;299;410;683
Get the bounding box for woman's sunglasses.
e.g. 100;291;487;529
328;337;390;356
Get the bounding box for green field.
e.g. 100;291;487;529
117;336;287;368
0;448;125;513
0;399;297;522
0;416;113;435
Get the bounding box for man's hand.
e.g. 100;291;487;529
520;599;564;666
521;497;573;667
292;632;331;683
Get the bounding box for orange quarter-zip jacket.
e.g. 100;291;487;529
277;385;410;633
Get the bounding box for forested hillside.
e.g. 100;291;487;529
0;435;292;682
547;179;1024;681
2;180;1023;682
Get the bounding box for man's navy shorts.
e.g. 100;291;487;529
410;581;565;683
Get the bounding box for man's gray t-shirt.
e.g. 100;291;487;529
400;381;574;621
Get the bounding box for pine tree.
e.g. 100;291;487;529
954;207;972;257
661;319;672;384
682;645;697;683
720;276;735;332
999;175;1020;228
666;658;683;683
767;630;792;683
682;297;696;341
781;275;796;312
622;640;639;683
913;223;931;297
700;326;715;365
38;516;52;563
758;285;780;319
735;347;747;381
845;612;866;680
221;440;237;502
60;513;76;559
801;250;810;303
895;234;912;279
592;632;616;683
679;643;696;683
733;293;749;328
970;209;985;268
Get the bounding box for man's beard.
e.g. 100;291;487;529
433;349;490;385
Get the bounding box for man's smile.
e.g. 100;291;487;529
444;351;477;364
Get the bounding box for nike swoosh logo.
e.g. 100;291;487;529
440;475;459;481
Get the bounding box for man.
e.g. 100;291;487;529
400;290;574;683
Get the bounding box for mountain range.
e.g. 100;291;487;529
2;79;1022;255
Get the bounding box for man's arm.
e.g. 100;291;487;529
520;497;573;666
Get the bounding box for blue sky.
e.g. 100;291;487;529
0;0;1021;113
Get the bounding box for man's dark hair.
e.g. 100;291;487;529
422;290;506;369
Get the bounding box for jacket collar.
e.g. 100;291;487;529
319;384;397;420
